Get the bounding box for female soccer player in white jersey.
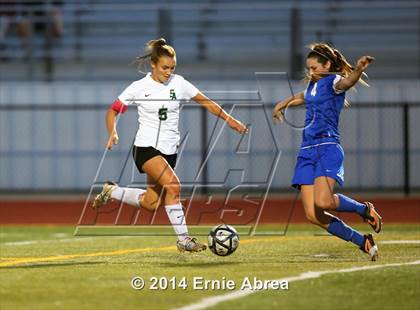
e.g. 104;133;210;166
92;38;248;252
272;43;382;261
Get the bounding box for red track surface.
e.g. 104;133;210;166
0;197;419;225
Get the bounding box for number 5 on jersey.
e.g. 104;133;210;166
159;107;168;121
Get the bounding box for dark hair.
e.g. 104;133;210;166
306;42;369;107
306;42;368;87
134;38;176;72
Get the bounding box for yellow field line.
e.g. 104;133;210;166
0;237;284;268
0;246;176;267
0;257;48;264
0;257;40;261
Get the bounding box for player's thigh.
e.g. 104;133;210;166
314;176;337;208
142;155;180;191
301;185;315;218
301;184;330;227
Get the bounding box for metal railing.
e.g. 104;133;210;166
0;102;418;194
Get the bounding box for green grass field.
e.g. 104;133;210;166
1;224;419;310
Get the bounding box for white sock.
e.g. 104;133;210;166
164;203;189;241
110;186;145;207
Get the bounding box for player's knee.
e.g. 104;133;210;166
165;182;181;197
305;212;320;225
314;196;335;210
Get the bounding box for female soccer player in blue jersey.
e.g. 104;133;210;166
272;43;382;261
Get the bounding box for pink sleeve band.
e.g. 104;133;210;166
110;99;128;114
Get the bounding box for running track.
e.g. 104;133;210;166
1;197;418;224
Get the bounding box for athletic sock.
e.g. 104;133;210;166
110;186;145;207
336;194;367;217
164;203;189;241
327;217;365;247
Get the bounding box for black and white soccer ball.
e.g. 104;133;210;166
208;224;239;256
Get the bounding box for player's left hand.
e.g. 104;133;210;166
228;117;248;134
356;56;374;71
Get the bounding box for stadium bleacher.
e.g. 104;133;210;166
0;0;418;81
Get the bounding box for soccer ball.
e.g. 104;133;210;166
208;224;239;256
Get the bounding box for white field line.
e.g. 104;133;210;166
2;238;419;247
2;241;38;246
380;240;420;244
174;260;420;310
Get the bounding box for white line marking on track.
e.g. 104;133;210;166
174;260;420;310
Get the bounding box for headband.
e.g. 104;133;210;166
308;48;335;65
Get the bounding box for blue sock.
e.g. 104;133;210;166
327;217;364;247
336;194;367;217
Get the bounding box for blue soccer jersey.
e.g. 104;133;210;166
291;74;347;188
302;74;345;147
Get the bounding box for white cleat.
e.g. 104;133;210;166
92;181;117;209
177;237;207;253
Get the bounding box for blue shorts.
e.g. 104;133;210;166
292;143;344;189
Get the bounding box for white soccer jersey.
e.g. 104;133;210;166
118;73;199;154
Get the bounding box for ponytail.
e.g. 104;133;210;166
307;42;369;87
306;42;369;107
133;38;176;72
332;48;369;87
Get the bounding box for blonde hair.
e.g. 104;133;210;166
306;42;369;107
134;38;176;72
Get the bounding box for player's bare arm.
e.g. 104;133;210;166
272;91;305;123
335;56;374;92
192;92;248;134
105;108;119;150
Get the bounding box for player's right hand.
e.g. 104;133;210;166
228;117;248;134
272;104;285;124
106;132;119;150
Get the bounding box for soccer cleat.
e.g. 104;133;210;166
92;181;117;209
363;202;383;233
177;237;207;253
360;234;379;261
